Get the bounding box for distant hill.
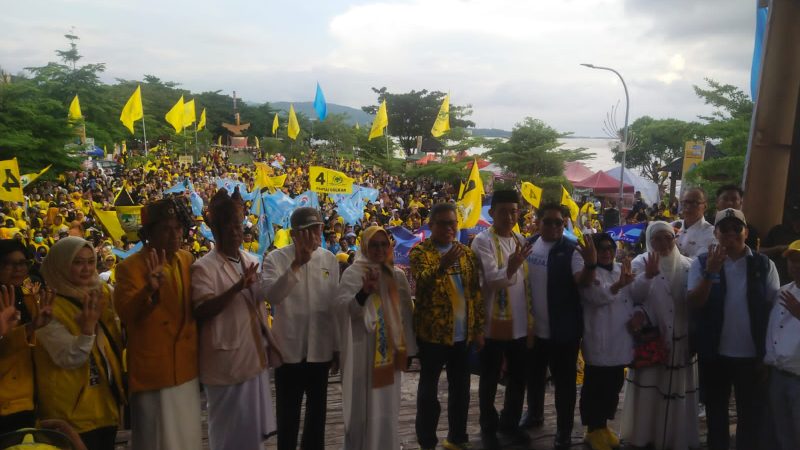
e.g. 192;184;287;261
270;102;373;125
471;128;512;138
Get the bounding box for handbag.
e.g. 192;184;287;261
631;311;670;369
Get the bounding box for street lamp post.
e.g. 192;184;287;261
581;63;630;210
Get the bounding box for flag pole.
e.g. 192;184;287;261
141;114;149;158
194;122;199;159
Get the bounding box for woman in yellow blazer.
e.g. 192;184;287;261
35;237;124;450
0;239;54;435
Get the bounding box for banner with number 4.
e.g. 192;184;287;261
0;158;24;202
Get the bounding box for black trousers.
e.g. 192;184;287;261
699;356;763;450
478;337;527;435
275;360;330;450
79;426;117;450
415;340;471;448
526;338;580;434
0;410;36;435
579;365;625;429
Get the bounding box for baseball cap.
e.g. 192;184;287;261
290;207;324;230
714;208;747;226
783;240;800;258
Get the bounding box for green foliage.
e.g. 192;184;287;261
684;155;746;214
612;116;704;186
362;88;475;156
484;118;578;181
693;78;753;156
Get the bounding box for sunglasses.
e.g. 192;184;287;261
541;218;563;227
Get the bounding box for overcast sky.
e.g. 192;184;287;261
0;0;756;136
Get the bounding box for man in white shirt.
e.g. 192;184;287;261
470;190;532;449
688;208;780;450
263;207;340;450
764;240;800;450
674;187;716;258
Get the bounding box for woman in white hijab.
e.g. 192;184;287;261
336;226;416;450
620;221;700;449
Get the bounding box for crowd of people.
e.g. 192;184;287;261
0;147;799;450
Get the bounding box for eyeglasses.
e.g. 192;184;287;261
433;220;458;228
541;218;564;227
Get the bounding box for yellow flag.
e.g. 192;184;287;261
197;108;207;131
217;136;222;146
368;100;388;141
0;159;24;202
431;94;450;137
103;145;107;156
521;181;543;209
255;136;260;148
309;166;354;194
121;141;127;155
120;85;144;134
94;209;126;242
272;113;279;135
253;162;274;191
144;160;158;173
269;174;287;188
68;95;82;121
183;99;196;127
20;165;52;188
165;96;185;133
287;105;300;140
456;159;484;228
355;122;360;130
561;186;579;222
457;181;464;199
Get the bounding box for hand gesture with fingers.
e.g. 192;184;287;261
237;261;259;292
77;289;105;336
618;257;635;287
644;252;660;279
292;229;315;269
705;244;727;274
362;268;380;295
576;236;597;266
439;244;463;273
507;240;532;278
0;285;19;337
32;287;55;329
780;290;800;320
145;248;167;291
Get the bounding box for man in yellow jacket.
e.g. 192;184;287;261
114;196;201;450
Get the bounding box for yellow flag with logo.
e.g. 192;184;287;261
431;94;450;137
0;159;24;202
272;113;279;135
521;181;543;209
456;160;484;228
287;105;300;140
561;186;579;222
369;100;388;141
21;165;52;188
120;85;144;134
183;99;196;127
309;166;354;194
68;95;82;121
165;96;185;133
197;108;206;131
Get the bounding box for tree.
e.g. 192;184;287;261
612;116;704;186
362;88;475;156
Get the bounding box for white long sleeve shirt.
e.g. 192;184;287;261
674;217;716;259
263;245;340;364
580;264;634;366
764;282;800;376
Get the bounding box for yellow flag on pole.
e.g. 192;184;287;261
561;186;579;222
287;105;300;140
165;96;185;133
120;85;144;134
456;159;484;228
197;108;206;131
183;99;196;127
521;181;543;209
21;165;52;188
272;113;279;135
255;136;260;148
309;166;354;194
431;94;450;137
68;95;82;121
368;100;388;141
0;159;24;202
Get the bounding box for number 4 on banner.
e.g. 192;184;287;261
0;158;25;202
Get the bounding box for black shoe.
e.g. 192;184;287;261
502;428;531;446
519;410;544;429
480;432;501;450
554;429;572;449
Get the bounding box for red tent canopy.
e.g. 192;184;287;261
573;170;634;194
563;161;594;183
415;154;437;165
465;159;491;169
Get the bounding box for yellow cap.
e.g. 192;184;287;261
783;240;800;258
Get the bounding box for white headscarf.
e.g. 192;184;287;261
645;221;686;298
40;236;100;300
